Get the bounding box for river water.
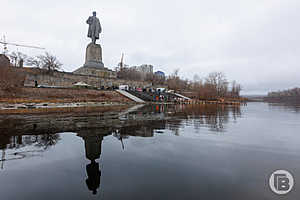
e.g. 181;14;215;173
0;103;299;200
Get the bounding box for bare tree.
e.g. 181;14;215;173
115;66;143;81
27;56;42;68
27;52;62;72
230;81;242;98
205;72;228;97
189;72;241;100
166;69;181;91
9;51;28;67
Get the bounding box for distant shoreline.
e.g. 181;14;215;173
263;96;300;103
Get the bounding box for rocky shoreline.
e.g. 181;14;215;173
0;102;134;115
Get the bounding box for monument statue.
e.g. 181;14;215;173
83;11;104;69
86;12;102;44
74;11;117;78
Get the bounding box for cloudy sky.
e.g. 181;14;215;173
1;0;299;94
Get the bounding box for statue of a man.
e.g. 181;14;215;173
86;11;102;44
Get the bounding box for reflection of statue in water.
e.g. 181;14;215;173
86;160;101;195
83;135;103;195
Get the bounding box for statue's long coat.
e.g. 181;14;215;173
86;16;102;40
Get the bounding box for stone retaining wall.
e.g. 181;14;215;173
20;68;151;88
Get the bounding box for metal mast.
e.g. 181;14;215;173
0;35;45;55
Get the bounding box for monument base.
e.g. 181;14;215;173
84;61;105;69
73;42;116;78
73;66;116;79
84;43;105;69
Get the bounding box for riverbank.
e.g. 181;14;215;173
0;87;136;114
0;103;132;115
0;87;133;104
0;87;247;114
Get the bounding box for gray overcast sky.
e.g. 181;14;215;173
1;0;299;94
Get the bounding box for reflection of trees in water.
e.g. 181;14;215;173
164;104;242;133
33;134;60;150
1;150;44;166
0;104;243;152
113;104;243;137
0;134;61;151
0;133;61;169
112;120;166;140
165;119;182;136
268;103;300;113
231;105;242;121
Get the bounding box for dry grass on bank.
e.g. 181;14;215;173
0;87;133;104
0;65;25;95
0;65;132;104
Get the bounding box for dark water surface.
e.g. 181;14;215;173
0;103;299;200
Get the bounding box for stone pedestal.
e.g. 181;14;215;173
73;42;117;78
73;66;117;78
84;43;104;69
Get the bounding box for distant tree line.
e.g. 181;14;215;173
115;66;242;99
166;69;242;99
268;88;300;97
265;87;300;103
